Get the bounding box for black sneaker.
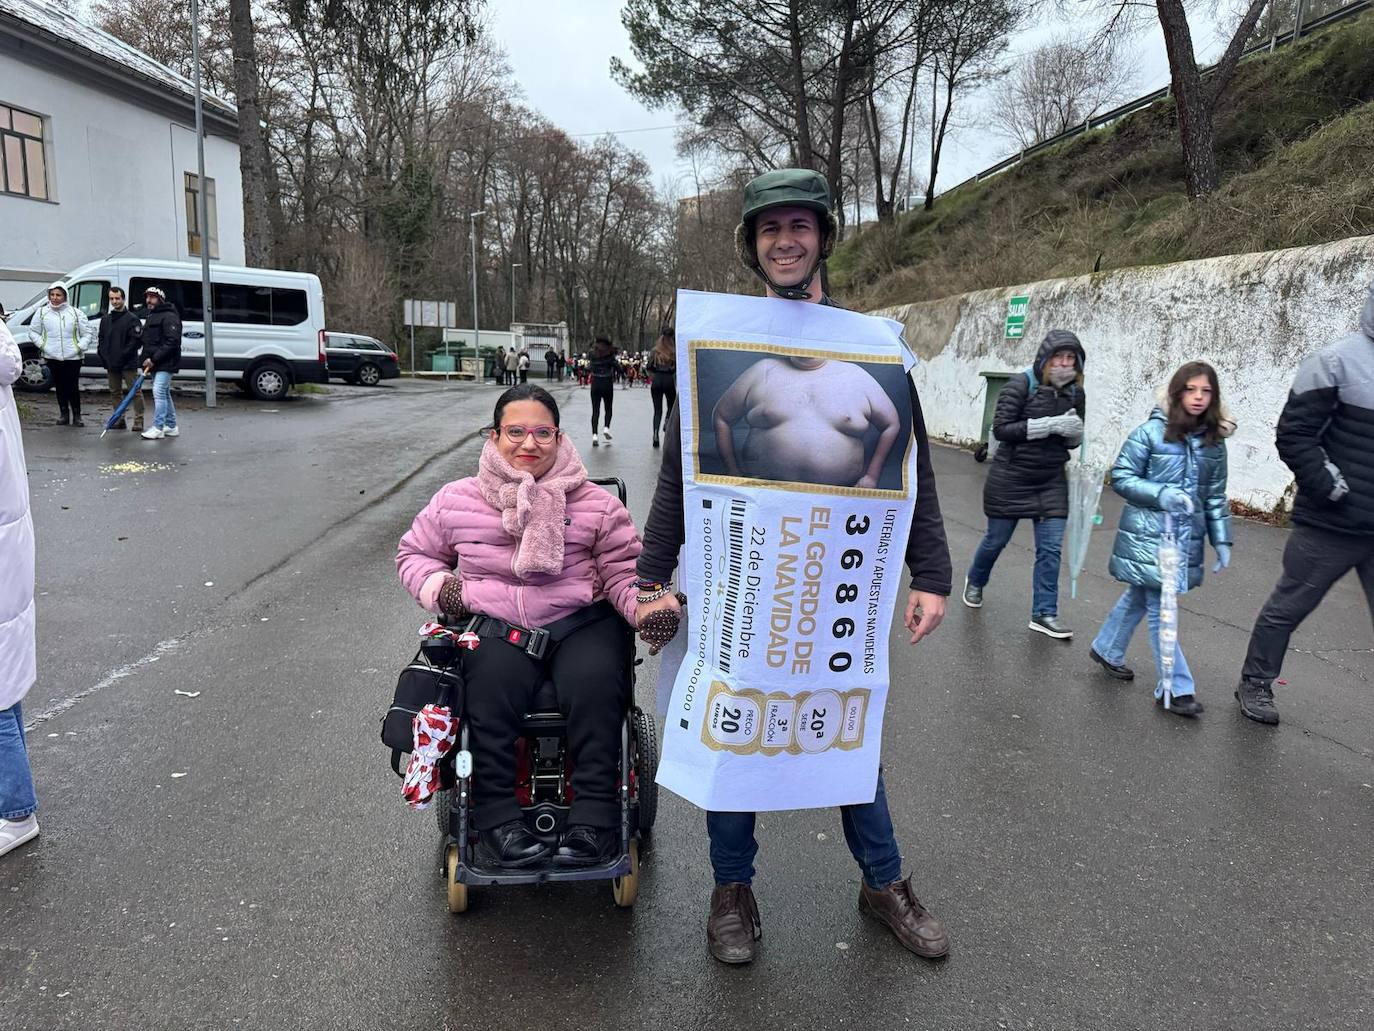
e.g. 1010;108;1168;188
962;578;983;609
1235;678;1280;725
1157;693;1204;717
1089;648;1134;680
1029;614;1073;639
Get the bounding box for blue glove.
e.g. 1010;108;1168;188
1212;543;1231;573
1159;487;1195;515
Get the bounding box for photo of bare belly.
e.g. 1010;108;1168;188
710;356;903;490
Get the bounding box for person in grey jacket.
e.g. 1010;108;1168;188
1088;361;1234;718
1236;279;1374;725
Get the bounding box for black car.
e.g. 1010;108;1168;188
324;332;400;386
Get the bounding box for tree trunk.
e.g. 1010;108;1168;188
823;6;858;233
1155;0;1219;198
924;60;954;211
228;0;275;265
787;0;816;168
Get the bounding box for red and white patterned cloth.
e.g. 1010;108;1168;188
402;704;457;810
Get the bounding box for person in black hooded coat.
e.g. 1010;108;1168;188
963;330;1086;638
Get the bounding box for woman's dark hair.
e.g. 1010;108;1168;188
651;328;675;369
491;383;560;429
591;335;615;359
1164;360;1223;446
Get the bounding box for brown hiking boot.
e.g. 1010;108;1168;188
859;876;950;959
707;882;761;964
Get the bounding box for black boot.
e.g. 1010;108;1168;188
1157;693;1204;718
1235;678;1279;725
553;825;618;867
1089;648;1134;680
478;819;550;868
55;409;70;426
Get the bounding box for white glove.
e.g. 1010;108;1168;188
1050;411;1083;442
1025;417;1053;440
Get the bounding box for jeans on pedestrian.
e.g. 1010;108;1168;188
152;370;176;430
1243;524;1374;683
966;516;1066;616
0;702;38;820
1091;585;1196;698
706;770;903;889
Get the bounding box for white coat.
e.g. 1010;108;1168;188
32;301;92;361
0;318;37;708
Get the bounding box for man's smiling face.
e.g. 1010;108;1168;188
753;205;819;289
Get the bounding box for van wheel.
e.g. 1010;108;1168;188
246;361;291;401
357;362;382;386
16;353;52;392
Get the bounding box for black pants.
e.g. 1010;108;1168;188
50;359;83;418
1242;524;1374;683
651;379;675;435
462;613;627;830
590;379;614;432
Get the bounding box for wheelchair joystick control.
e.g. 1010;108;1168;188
534;812;557;834
455;750;473;778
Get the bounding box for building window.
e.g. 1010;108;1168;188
0;104;49;201
184;172;219;259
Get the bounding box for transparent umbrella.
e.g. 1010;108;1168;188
1155;512;1189;709
1064;449;1108;599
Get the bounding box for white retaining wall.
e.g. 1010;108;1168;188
878;235;1374;512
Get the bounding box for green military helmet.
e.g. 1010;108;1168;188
735;168;840;296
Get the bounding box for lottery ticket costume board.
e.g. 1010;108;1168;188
656;289;919;812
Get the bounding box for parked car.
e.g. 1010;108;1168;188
5;258;328;401
324;332;400;386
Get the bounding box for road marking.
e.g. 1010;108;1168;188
24;637;182;731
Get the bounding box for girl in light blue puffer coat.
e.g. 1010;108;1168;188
1088;361;1235;718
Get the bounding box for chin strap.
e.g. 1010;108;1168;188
750;259;821;301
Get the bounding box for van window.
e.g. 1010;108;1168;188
72;280;108;318
213;283;272;324
269;288;308;326
130;278;203;321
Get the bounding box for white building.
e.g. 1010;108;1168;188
0;0;244;310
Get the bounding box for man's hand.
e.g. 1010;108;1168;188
141;359;153;374
904;590;945;646
854;474;879;490
636;592;683;655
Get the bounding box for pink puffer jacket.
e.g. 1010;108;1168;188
396;477;642;628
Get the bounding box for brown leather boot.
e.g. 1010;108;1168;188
859;875;950;959
707;882;761;964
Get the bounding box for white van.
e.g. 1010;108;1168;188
5;258;328;401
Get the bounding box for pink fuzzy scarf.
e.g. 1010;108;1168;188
477;435;587;578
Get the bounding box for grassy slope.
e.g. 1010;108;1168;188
832;11;1374;309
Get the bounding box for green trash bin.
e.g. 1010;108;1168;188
975;370;1020;463
431;353;456;373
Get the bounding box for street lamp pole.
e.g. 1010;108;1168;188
469;209;484;368
191;0;216;407
510;263;522;325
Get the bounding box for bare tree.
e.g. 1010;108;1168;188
1092;0;1271;198
990;34;1137;148
925;0;1026;210
228;0;277;265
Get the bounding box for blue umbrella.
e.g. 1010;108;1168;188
100;373;145;438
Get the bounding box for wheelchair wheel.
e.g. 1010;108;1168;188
632;708;659;832
445;844;469;913
611;840;639;908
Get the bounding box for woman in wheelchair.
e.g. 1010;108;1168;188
396;384;641;869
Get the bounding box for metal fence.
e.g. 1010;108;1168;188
940;0;1371;198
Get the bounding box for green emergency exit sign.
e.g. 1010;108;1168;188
1005;295;1029;339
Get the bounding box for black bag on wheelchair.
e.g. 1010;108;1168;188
381;639;464;777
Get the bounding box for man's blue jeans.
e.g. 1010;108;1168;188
0;702;38;820
1091;586;1196;698
966;516;1066;617
152;370;177;431
707;770;903;890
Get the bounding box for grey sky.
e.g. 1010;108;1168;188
488;0;1241;204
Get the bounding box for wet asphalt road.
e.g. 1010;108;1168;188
2;378;1372;1031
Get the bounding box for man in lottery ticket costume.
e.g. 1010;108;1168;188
634;169;954;965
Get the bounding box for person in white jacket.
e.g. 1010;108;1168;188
0;317;39;858
33;282;92;427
